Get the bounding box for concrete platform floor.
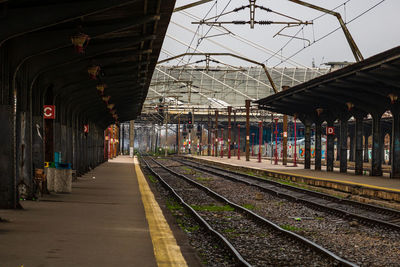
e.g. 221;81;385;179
188;155;400;191
0;156;190;267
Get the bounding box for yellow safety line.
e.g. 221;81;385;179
134;157;188;267
198;157;400;193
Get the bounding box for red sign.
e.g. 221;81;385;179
327;127;335;135
84;124;89;133
43;105;55;119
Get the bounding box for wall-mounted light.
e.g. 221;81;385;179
345;102;354;111
102;95;110;103
107;103;115;110
316;108;323;116
71;33;90;54
88;66;100;80
96;84;107;94
388;93;398;104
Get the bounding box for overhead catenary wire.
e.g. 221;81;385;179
181;10;324;72
264;0;352;64
274;0;386;67
168;20;318;86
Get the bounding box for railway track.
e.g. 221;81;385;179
142;156;356;267
176;157;400;231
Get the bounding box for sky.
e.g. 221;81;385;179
160;0;400;68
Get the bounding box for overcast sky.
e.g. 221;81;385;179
160;0;400;68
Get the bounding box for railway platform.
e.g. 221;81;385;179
186;155;400;204
0;156;192;267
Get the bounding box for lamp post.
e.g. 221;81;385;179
258;121;262;163
274;118;279;165
237;125;241;160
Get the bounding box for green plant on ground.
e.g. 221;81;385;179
166;199;183;211
194;176;213;182
190;204;234;212
147;174;158;183
242;204;256;210
280;224;305;232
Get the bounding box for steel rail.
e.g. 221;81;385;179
140;156;252;267
177;157;400;231
147;156;357;267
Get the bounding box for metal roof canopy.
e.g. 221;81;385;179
3;0;175;128
255;46;400;120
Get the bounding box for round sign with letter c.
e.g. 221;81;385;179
43;105;55;119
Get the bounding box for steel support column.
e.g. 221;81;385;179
355;115;364;175
129;120;134;157
207;116;211;156
364;132;369;163
391;106;400;178
371;113;383;176
326;120;335;172
349;133;355;162
315;122;322;171
245;100;250;161
304;120;311;169
336;129;341;161
233;110;237;156
214;110;218;157
340;119;348;173
228;106;232;159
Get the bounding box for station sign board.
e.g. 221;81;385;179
43;105;55;119
326;127;335;135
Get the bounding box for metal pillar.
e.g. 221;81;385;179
258;121;262;163
237;125;240;160
293;116;298;167
214;110;218;157
355;115;364;175
228;106;232;158
251;133;255;157
177;119;180;155
336;129;341;161
371;113;382;176
274;117;279;165
371;113;383;176
304;121;311;169
165;113;168;157
315;122;322;171
391;106;400;178
129;120;134;157
339;119;348;173
326;120;335;172
207;116;211;156
245;100;250;161
220;127;224;158
349;133;355;162
364;133;369;163
233;110;237;156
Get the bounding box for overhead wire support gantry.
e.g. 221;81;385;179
191;0;312;29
